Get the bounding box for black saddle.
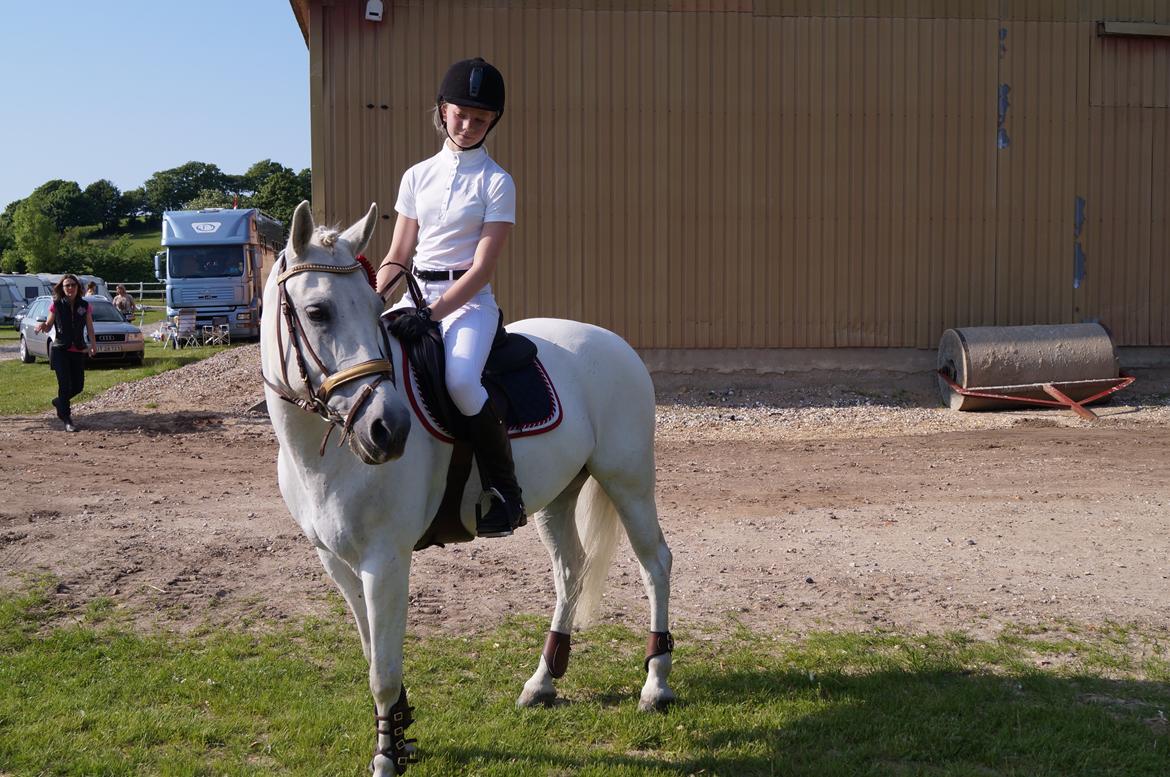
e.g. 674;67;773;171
389;309;556;441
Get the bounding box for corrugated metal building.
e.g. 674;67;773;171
289;0;1170;353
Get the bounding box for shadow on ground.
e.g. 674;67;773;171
434;666;1170;776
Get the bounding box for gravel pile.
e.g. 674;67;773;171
76;345;1170;441
78;344;266;415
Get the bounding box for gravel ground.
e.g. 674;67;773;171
5;341;1170;642
76;343;1170;439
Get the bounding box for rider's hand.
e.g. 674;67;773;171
388;307;435;344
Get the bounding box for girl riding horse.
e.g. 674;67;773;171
375;57;523;540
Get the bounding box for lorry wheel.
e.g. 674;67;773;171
19;336;35;363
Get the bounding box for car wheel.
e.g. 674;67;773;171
19;335;35;363
127;352;144;366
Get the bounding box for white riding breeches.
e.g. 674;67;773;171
389;279;498;417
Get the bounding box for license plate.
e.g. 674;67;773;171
97;343;123;353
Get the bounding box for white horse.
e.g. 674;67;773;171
261;202;674;775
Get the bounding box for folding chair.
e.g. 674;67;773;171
202;325;230;346
203;316;231;346
171;308;199;348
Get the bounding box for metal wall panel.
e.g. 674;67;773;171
305;0;1170;348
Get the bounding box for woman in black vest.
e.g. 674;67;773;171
34;274;96;432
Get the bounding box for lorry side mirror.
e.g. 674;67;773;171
154;252;163;280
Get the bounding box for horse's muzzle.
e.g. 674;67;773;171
351;402;411;464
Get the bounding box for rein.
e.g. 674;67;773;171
263;251;397;455
378;260;427;310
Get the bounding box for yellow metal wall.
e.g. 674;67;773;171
303;0;1170;347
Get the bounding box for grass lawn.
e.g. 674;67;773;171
1;577;1168;776
91;219;163;255
0;340;235;415
133;300;169;328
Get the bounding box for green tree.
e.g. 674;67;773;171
59;233;156;284
143;161;227;216
253;167;312;227
0;200;16;255
84;179;123;233
184;188;236;210
119;187;148;226
12;201;61;272
0;249;23;273
223;173;248;201
27;179;93;231
242;159;289;194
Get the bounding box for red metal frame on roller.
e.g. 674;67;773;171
937;371;1136;421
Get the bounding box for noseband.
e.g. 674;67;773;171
263;252;396;455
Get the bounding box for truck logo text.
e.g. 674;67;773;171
192;222;221;233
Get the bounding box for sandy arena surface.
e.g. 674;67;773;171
2;344;1169;645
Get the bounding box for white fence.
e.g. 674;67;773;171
112;281;166;299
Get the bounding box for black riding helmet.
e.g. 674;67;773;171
436;57;505;149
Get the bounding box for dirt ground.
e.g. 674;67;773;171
2;346;1170;646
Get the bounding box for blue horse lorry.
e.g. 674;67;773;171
154;208;283;339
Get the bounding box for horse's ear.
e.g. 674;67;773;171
341;203;378;257
288;201;314;258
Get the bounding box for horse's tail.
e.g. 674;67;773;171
573;475;622;629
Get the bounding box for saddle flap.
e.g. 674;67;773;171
484;332;538;375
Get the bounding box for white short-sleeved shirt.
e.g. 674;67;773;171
395;145;515;272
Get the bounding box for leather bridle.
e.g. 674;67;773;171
262;251;396;455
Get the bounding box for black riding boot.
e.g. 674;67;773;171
466;400;526;538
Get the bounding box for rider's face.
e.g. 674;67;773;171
442;103;495;149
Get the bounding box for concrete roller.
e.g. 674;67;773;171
937;323;1120;411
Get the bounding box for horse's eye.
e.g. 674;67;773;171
305;304;330;323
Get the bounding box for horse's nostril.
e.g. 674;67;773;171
370;418;392;451
370;416;407;457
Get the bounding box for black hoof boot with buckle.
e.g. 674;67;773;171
466;400;526;538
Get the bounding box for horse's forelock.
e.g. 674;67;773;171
313;226;342;249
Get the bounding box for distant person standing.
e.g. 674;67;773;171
85;281;99;296
34;274;96;432
113;284;137;320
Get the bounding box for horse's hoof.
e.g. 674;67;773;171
637;689;676;712
516;685;558;708
370;742;417;775
369;753;391;776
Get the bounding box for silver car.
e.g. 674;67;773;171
19;295;145;365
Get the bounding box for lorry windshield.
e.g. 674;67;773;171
168;246;246;278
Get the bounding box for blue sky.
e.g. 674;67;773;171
0;0;309;210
